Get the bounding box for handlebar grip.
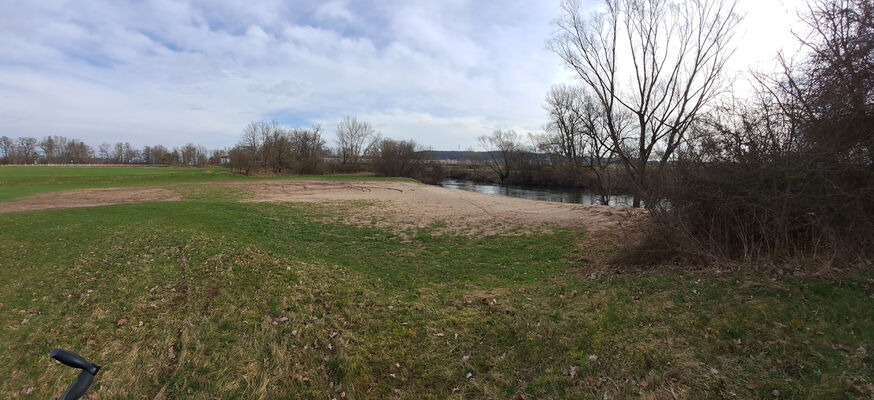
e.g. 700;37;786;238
50;349;100;376
57;370;94;400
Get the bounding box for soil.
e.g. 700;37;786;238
0;187;181;213
225;180;643;235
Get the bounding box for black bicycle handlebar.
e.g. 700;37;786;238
51;349;100;375
50;349;100;400
56;370;95;400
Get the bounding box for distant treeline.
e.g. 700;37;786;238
224;118;426;179
0;135;221;166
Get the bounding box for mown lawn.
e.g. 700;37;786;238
0;168;872;399
0;166;412;202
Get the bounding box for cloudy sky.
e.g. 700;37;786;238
0;0;803;150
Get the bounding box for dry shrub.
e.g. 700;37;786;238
646;105;873;265
631;0;874;267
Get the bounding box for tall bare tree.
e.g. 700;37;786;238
289;125;327;174
540;84;625;204
336;116;377;165
63;139;92;163
98;143;111;163
263;122;288;172
241;121;263;167
478;129;525;184
550;0;740;207
16;137;38;164
39;136;57;163
543;84;588;168
0;136;13;163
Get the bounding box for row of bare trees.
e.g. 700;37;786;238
1;116;421;179
0;135;220;166
227;118;423;178
231;121;327;174
1;135;92;164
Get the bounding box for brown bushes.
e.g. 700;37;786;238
533;0;870;268
644;0;874;264
656;152;873;262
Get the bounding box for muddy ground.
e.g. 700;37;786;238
0;187;180;213
227;180;640;234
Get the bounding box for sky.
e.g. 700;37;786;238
0;0;805;150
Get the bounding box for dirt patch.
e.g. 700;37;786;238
225;180;643;235
0;187;181;213
463;288;511;303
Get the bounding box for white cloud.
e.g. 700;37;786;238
315;1;358;24
0;0;805;150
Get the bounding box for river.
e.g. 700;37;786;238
439;179;635;206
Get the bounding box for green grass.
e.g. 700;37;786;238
1;167;872;399
0;166;414;202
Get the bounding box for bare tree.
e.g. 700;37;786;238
180;143;198;165
241;121;263;168
336;116;377;165
39;136;56;163
289;125;327;174
16;137;38;164
146;145;171;165
98;143;111;163
371;138;421;177
123;143;139;164
266;123;288;172
63;139;92;163
550;0;740;207
228;146;253;174
478;130;525;184
543;84;587;168
112;142;126;163
175;143;209;166
762;0;874;164
540;84;624;204
209;148;229;165
0;136;13;163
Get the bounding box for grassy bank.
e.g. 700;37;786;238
1;168;872;399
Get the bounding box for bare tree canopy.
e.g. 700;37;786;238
540;84;622;204
478;130;526;185
542;84;589;168
769;0;874;163
229;120;327;174
550;0;740;206
648;0;873;260
371;138;421;177
336;116;377;165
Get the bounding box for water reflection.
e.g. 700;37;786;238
439;179;634;206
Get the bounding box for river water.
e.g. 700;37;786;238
439;179;635;206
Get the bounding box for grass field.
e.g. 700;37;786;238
1;167;872;399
